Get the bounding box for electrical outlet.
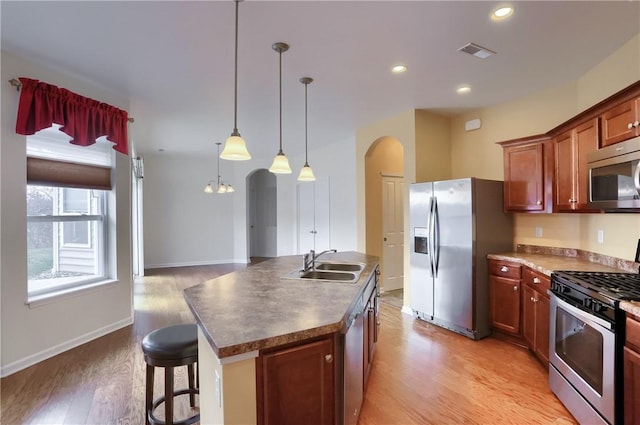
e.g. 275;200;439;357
597;230;604;244
535;227;543;238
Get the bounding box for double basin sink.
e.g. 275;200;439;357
283;261;366;283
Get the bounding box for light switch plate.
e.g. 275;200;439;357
597;230;604;244
535;227;543;238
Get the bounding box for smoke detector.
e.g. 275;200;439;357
458;42;496;59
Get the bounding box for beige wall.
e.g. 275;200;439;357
365;137;404;260
415;110;452;182
449;33;640;261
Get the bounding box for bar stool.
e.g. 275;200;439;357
142;324;200;425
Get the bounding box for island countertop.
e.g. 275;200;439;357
183;251;379;359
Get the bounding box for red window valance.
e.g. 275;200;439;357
15;77;129;155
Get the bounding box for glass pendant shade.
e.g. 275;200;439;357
226;184;235;193
298;163;316;181
204;183;215;193
269;151;292;174
217;184;227;194
220;134;251;160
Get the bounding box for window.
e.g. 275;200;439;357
26;125;113;299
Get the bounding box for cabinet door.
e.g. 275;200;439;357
258;338;335;425
534;293;550;365
503;143;546;212
489;275;521;335
573;118;599;210
554;118;599;211
363;297;375;389
601;97;640;147
522;284;536;348
554;130;575;211
624;346;640;425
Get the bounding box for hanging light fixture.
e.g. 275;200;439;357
298;77;316;181
205;142;234;194
220;0;251;161
268;42;292;174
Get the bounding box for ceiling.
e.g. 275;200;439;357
2;1;639;159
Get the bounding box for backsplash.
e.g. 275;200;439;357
516;244;640;273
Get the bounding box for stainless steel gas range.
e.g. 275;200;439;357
549;270;640;425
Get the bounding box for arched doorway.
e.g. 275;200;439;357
247;169;277;261
365;137;405;293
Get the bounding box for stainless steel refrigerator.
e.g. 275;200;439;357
409;178;513;340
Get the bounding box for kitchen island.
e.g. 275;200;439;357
183;251;380;425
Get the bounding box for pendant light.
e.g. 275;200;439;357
205;142;234;194
268;42;292;174
298;77;316;181
220;0;251;161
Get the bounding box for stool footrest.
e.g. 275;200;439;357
148;388;200;425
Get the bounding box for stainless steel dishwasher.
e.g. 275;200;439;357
344;297;364;425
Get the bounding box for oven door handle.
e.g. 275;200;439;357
553;293;613;331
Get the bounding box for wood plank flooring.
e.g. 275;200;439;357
1;263;577;425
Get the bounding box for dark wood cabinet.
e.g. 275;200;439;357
553;118;599;211
521;268;550;365
625;315;640;425
363;267;380;390
489;260;522;335
257;337;335;425
498;135;553;213
601;96;640;147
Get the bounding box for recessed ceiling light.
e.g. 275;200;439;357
391;64;407;74
457;85;471;94
492;6;514;20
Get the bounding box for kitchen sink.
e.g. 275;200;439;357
299;270;357;281
315;262;365;272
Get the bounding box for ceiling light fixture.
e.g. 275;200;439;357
269;42;292;174
220;0;251;161
457;85;471;94
391;64;407;74
205;142;234;194
492;6;514;20
298;77;316;182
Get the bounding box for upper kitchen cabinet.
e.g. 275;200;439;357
553;118;599;212
601;95;640;147
498;135;553;213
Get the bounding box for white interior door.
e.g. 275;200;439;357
296;177;331;254
382;175;404;291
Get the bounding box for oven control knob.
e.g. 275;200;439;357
592;301;604;313
584;298;593;309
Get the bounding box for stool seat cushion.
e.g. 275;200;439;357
142;324;198;360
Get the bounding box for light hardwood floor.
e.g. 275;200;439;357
2;264;577;425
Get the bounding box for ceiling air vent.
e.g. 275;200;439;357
458;42;496;59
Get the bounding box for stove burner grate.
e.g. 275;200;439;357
555;270;640;300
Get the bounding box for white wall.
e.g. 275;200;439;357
141;134;359;267
143;153;236;267
0;51;133;376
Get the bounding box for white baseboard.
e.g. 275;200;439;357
145;259;243;269
0;316;133;378
401;305;414;316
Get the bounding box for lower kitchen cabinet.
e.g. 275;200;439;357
624;315;640;425
257;337;336;425
364;267;380;389
521;268;551;365
489;260;522;336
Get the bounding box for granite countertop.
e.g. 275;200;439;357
487;251;640;316
183;251;379;359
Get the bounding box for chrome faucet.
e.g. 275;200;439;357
302;249;337;272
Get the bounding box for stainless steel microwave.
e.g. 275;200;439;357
587;136;640;211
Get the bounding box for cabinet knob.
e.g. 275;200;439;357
536;200;542;205
500;266;508;272
377;320;381;326
634;120;640;128
530;297;535;302
629;122;634;130
325;354;333;363
533;277;541;284
513;285;518;291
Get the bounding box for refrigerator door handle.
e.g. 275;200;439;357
428;196;436;277
433;197;440;278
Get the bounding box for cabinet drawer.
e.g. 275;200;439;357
627;317;640;352
489;260;521;280
523;267;550;292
